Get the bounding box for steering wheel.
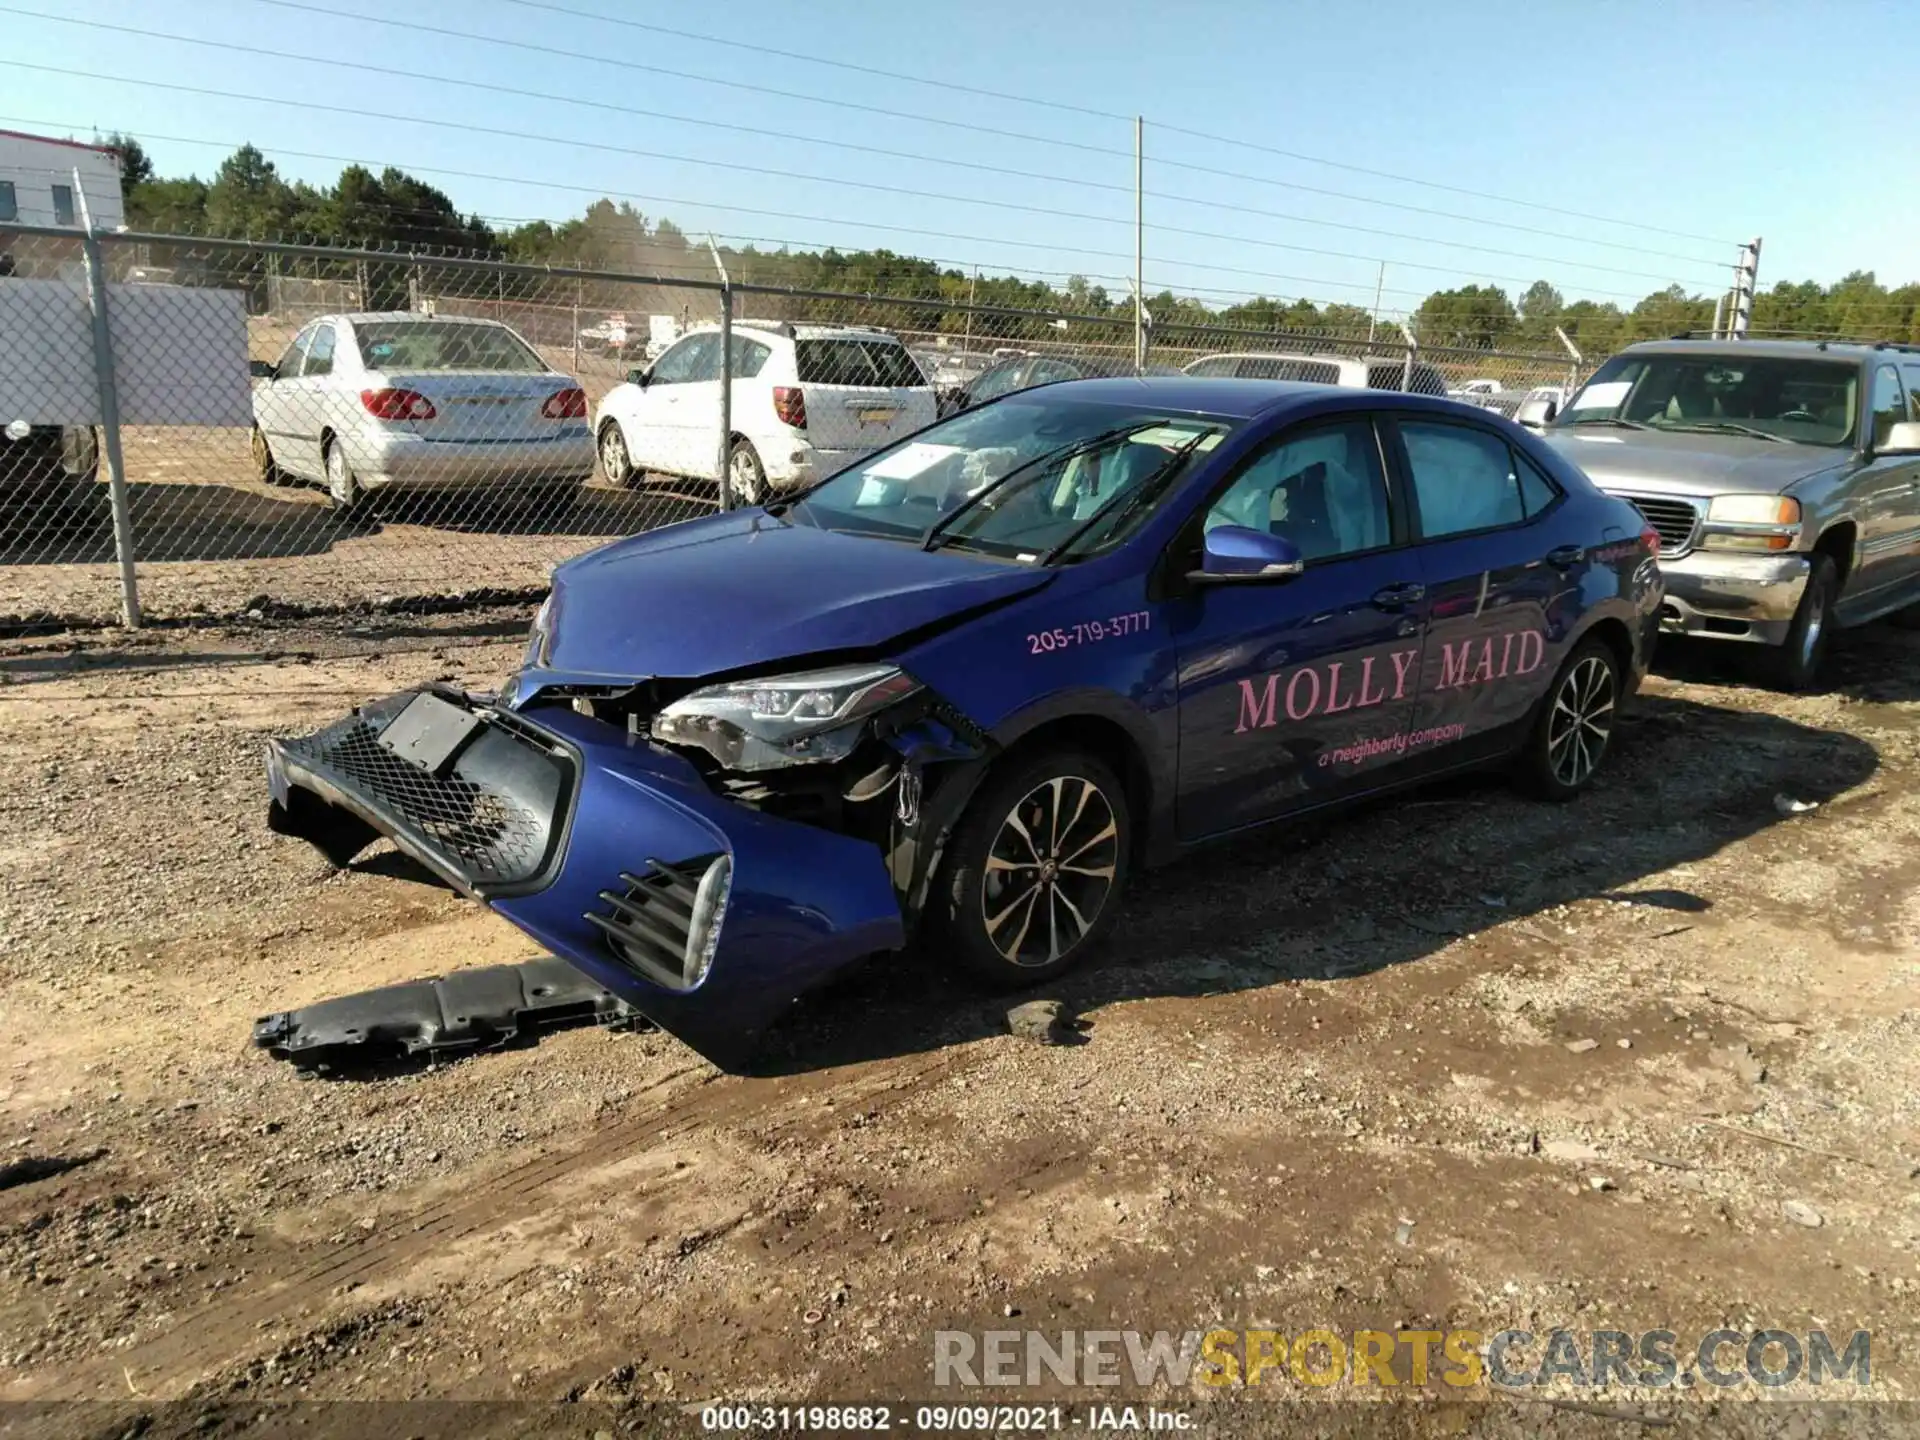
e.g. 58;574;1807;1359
1777;409;1819;423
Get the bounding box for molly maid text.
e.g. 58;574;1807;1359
1236;626;1546;733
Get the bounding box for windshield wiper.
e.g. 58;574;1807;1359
1038;430;1212;565
1657;421;1790;444
920;422;1170;554
1561;417;1651;431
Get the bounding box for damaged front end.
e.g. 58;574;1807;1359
266;669;989;1069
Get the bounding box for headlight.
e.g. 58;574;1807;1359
1702;495;1801;552
652;663;922;772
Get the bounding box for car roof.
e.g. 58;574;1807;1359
1029;375;1493;421
1619;337;1901;364
325;312;515;329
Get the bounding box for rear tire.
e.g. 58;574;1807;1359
251;425;284;486
932;749;1132;989
323;436;364;514
726;439;767;508
1517;636;1622;802
1760;554;1836;692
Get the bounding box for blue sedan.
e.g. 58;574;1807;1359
265;377;1664;1067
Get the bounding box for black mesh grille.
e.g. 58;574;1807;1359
586;858;711;986
281;705;568;888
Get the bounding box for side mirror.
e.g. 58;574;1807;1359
1516;396;1558;428
627;367;650;388
1189;525;1305;583
1878;420;1920;455
249;359;277;381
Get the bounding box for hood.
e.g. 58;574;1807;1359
1544;428;1848;498
534;510;1052;683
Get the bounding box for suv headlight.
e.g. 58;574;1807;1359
652;663;922;772
1702;495;1801;552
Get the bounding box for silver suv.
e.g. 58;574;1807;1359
1543;338;1920;688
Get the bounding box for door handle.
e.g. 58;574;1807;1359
1371;582;1426;610
1545;544;1584;568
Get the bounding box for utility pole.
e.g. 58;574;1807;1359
1133;115;1144;372
1367;261;1386;346
1729;237;1762;340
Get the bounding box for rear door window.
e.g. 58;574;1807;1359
1399;420;1528;538
302;324;336;378
1871;365;1908;448
1906;366;1920;421
796;338;926;388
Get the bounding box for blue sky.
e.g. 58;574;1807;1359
3;0;1913;316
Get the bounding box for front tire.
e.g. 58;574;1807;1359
597;421;632;486
1760;554;1836;692
251;425;284;486
1518;636;1621;801
933;750;1132;988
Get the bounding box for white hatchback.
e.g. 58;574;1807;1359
592;321;938;504
251;313;595;510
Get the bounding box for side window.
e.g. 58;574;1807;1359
729;337;772;379
650;334;712;385
0;182;16;222
1871;365;1908;446
1514;449;1561;517
1203;420;1392;562
1400;421;1527;538
1030;358;1081;384
969;361;1025;402
1906;367;1920;422
302;324;336;378
276;327;313;377
51;184;75;226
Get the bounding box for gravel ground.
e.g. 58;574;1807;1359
0;612;1917;1434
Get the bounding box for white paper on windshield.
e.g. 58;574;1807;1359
864;441;965;480
1129;426;1223;451
1574;381;1631;411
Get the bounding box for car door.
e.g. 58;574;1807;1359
1174;415;1426;839
285;321;339;479
253;325;314;477
1386;415;1569;762
1851;363;1920;605
627;333;714;477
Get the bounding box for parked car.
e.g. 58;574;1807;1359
592;322;937;504
265;377;1662;1065
1543;338;1920;689
250;313;595;512
1451;378;1504;397
952;352;1180;415
1;419;103;536
1184;351;1451;396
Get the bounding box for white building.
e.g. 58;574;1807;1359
0;129;126;232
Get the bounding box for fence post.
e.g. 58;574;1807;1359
1729;238;1762;340
1553;326;1584;394
73;170;140;629
572;276;582;374
1133;115;1145;373
1397;320;1418;392
707;236;733;510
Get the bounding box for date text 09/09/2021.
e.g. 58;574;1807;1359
699;1405;1189;1432
1027;612;1152;654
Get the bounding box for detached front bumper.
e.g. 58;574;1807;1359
265;689;906;1068
1654;549;1810;645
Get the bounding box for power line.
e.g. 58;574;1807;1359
1154;123;1737;247
239;0;1736;256
0;60;1712;290
0;111;1669;306
0;6;1729;271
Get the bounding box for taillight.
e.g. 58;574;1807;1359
541;387;588;419
772;386;807;429
1640;523;1662;556
359;388;437;421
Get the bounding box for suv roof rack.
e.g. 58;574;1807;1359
1662;330;1920;353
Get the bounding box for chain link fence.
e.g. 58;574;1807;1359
1;224;1584;633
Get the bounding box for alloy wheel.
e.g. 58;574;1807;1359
1546;654;1616;788
981;775;1119;967
729;447;764;506
600;426;629;482
325;443;357;508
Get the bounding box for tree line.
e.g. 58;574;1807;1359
103;136;1920;355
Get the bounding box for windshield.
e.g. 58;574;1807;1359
1556;353;1859;446
787;396;1233;563
355;321;547;373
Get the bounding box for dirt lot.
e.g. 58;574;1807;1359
0;610;1917;1432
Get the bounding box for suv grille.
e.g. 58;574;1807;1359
1615;493;1701;556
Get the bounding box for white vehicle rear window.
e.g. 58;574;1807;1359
356;322;546;373
796;339;927;388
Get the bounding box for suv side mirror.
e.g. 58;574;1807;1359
1189;525;1305;583
249;359;277;381
1878;420;1920;455
627;366;650;387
